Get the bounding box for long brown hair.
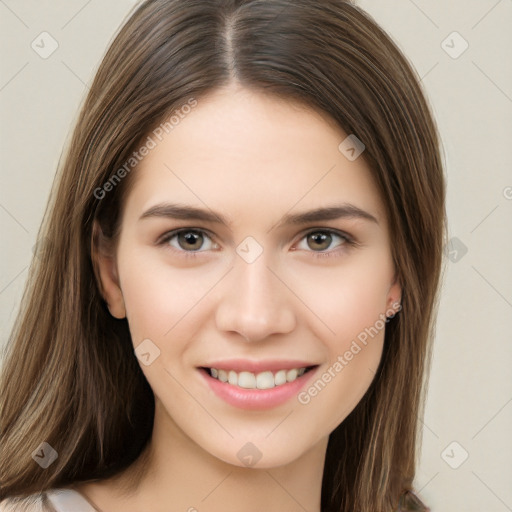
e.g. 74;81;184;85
0;1;446;510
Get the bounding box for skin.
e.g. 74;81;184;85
80;83;401;512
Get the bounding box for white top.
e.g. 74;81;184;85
0;489;99;512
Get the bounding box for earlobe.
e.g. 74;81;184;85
91;220;126;319
386;274;402;317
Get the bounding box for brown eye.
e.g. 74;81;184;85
160;229;219;253
296;230;351;253
177;231;204;251
306;232;333;251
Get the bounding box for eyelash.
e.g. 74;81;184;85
157;228;358;260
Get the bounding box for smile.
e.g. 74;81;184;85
197;363;320;410
204;366;314;389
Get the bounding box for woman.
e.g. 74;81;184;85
0;0;446;510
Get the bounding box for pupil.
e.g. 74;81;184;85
179;231;202;250
308;232;331;251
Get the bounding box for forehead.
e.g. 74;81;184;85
123;86;386;227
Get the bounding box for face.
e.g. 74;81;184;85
96;84;401;469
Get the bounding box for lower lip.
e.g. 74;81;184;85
198;366;319;410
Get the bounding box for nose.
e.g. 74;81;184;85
214;251;297;343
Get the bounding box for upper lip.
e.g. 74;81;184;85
199;359;319;373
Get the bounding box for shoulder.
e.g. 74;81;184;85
0;488;96;512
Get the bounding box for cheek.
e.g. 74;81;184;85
288;255;390;427
287;252;393;344
303;342;384;436
116;246;211;346
297;293;387;435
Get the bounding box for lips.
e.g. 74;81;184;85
197;359;320;410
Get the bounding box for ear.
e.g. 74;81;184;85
91;220;126;319
385;273;402;317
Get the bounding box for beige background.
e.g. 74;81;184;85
1;1;511;510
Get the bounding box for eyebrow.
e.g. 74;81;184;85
139;202;379;227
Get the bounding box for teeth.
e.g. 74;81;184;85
287;368;298;381
274;369;287;386
239;371;257;388
207;366;309;389
256;371;274;389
